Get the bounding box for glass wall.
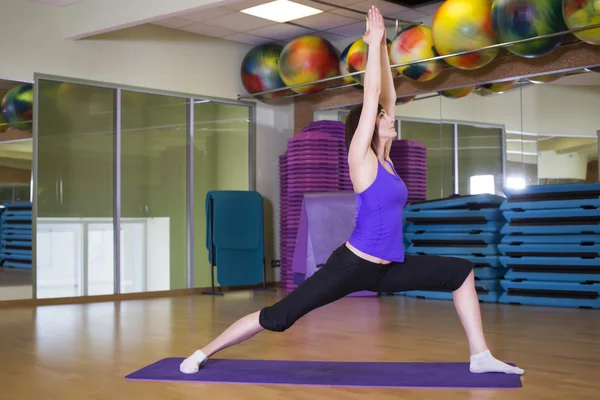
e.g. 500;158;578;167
36;80;115;299
399;120;454;199
505;131;538;189
193;101;251;288
456;124;503;196
32;76;255;299
120;92;188;294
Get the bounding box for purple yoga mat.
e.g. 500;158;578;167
126;358;522;389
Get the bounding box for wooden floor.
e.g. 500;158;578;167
1;290;599;400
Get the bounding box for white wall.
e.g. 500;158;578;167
0;0;293;285
0;0;248;99
538;151;589;180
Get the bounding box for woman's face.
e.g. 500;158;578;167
376;109;396;139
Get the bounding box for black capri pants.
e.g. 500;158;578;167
259;244;473;332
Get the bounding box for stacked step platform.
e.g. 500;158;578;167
401;194;507;303
389;140;427;203
278;120;352;292
0;202;33;270
498;183;600;309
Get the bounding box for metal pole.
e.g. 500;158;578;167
453;123;459;195
439;96;444;199
113;88;122;295
186;98;195;289
82;223;89;296
237;23;600;100
248;105;257;191
31;76;41;300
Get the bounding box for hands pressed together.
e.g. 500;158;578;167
363;6;386;47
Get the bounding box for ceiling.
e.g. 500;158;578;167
149;0;441;46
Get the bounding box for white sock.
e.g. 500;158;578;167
179;350;208;374
469;350;524;375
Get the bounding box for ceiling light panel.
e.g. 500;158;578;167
241;0;323;23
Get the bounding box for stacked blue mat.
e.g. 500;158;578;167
498;183;600;309
400;194;507;303
0;202;32;269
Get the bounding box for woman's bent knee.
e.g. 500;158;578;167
259;306;295;333
449;258;474;291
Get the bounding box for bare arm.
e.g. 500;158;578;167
348;7;385;163
379;33;396;118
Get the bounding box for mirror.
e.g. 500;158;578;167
0;78;33;301
313;65;600;200
521;69;599;186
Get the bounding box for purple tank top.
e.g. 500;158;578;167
348;160;408;262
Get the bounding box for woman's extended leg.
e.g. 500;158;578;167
180;245;383;374
371;255;524;375
179;311;264;373
452;270;488;355
452;270;523;374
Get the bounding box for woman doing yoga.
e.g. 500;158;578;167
180;6;524;376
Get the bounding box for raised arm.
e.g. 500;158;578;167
379;28;396;118
348;6;386;163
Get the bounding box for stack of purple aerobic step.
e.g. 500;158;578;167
278;120;352;293
389;140;427;202
303;120;352;191
278;153;290;289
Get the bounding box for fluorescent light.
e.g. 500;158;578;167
505;176;527;190
469;175;495;195
241;0;323;23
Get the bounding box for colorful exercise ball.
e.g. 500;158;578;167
440;86;475;99
346;38;396;86
339;42;358;86
478;80;518;93
432;0;499;70
1;83;33;131
278;35;340;94
346;39;369;86
563;0;600;45
491;0;567;58
241;44;290;101
390;25;444;82
386;39;399;79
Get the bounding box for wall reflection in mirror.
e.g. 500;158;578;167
0;79;33;301
314;66;600;201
